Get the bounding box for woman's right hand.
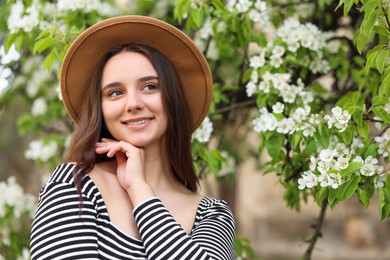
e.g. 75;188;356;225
95;138;155;206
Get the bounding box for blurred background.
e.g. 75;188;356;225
1;0;390;259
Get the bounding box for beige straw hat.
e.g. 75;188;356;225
60;15;212;131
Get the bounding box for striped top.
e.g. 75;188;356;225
30;163;235;259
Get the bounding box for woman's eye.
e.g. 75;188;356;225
108;90;123;97
142;83;158;91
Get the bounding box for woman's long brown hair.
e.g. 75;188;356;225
65;44;198;193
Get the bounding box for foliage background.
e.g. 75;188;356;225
0;0;389;259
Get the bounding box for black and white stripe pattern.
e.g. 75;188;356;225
30;163;235;259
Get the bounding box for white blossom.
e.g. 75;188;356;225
57;0;118;15
24;140;58;162
0;177;35;218
16;248;30;260
252;108;277;132
360;164;376;177
0;66;13;96
326;39;341;54
218;151;236;177
319;149;335;163
250;70;259;83
206;40;219;60
270;54;283;68
298;171;318;189
309;156;318;171
317;160;330;174
318;173;332;187
276;118;296;134
374;116;383;130
31;97;48;116
249;53;266;69
192;116;213;143
301;123;316;137
248;9;262;22
7;0;40;33
199;19;214;40
236;0;252;13
291;106;311;122
272;102;284;114
246;81;258;97
329;173;342;188
258;80;271;93
272;45;285;57
324;106;351;132
309;113;321;125
300;91;314;105
375;134;390;157
353;156;364;164
374;174;386;189
335;157;349;170
1;44;20;64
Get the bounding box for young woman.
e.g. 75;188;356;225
30;16;235;259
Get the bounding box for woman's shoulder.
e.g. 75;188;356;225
193;195;236;233
40;162;100;202
198;195;234;218
46;162;78;185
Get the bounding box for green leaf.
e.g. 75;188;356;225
361;10;378;38
328;187;338;209
15;34;24;51
190;8;205;29
340;124;354;144
212;0;228;12
174;0;191;21
4;34;17;53
378;187;390;220
373;25;390;37
43;49;56;70
33;37;55;54
314;124;330;148
336;174;361;202
315;187;328;207
339;0;355;15
365;44;385;74
376;49;389;74
301;139;318;158
372;96;390;106
379;73;390;97
265;134;284;159
364;144;378;158
357;121;370;138
206;150;224;174
356;30;368;54
357;187;369;208
352;108;363;126
373;106;390;123
291;133;302;152
339;162;363;177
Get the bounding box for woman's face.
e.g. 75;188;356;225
101;51;168;149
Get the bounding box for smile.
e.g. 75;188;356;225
122;118;153;125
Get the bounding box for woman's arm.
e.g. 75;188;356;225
133;197;235;260
30;180;99;259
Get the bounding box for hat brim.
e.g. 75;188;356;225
60;15;212;132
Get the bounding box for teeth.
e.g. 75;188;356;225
125;119;150;125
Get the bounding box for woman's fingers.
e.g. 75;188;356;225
95;140;138;159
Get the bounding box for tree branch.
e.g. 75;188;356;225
212;99;256;114
304;198;328;260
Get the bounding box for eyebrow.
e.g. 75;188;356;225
102;75;159;90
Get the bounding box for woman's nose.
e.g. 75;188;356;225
125;91;143;111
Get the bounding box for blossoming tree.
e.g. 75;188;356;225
0;0;389;259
